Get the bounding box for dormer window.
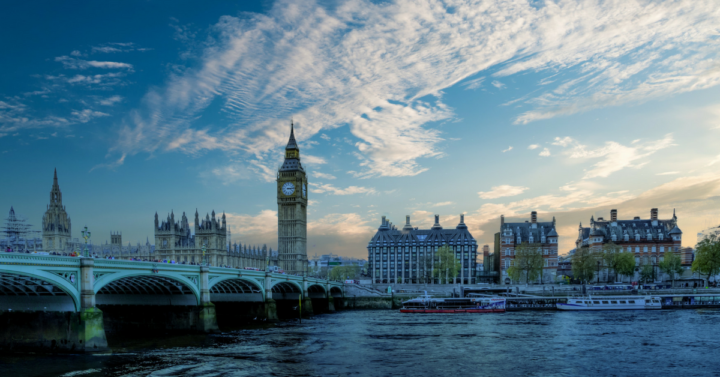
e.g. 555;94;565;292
624;233;629;241
658;232;663;240
635;233;640;241
611;234;617;241
647;232;653;241
541;236;546;243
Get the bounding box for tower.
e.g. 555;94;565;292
277;121;308;275
42;168;71;252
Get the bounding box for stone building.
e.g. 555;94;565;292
276;122;309;275
367;214;478;284
576;208;683;282
499;211;559;284
42;169;71;252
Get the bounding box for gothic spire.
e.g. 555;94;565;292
286;119;299;150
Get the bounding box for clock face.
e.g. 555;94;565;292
282;182;295;196
302;184;307;198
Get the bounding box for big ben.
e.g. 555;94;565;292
277;122;308;275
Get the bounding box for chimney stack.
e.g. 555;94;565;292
406;215;410;225
651;208;658;220
460;214;465;224
434;214;440;224
381;215;386;225
611;209;617;222
531;211;537;223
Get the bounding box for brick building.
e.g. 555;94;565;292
576;208;683;282
499;211;559;284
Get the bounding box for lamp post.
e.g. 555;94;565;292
202;244;208;266
597;260;601;284
81;226;91;258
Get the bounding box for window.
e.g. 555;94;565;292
602;301;609;304
593;301;600;304
660;246;665;253
629;300;635;304
619;301;627;304
610;301;618;304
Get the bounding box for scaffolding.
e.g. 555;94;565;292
1;207;41;252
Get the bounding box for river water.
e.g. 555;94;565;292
2;309;720;377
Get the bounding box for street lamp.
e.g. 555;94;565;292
201;244;208;266
81;226;91;258
597;260;601;284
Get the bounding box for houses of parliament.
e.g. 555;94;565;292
8;125;308;273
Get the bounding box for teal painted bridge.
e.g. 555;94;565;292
0;253;344;312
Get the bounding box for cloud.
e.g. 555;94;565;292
491;80;506;89
552;137;574;147
562;134;675;179
89;153;126;172
502;146;513;153
112;0;720;179
657;171;680;176
310;183;376;195
48;72;128;87
55;56;133;70
478;185;529;199
528;144;540;150
0;99;109;134
99;95;123;106
71;109;110;123
432;201;454;207
302;154;327;165
312;171;336;180
539;148;551;157
462;77;485;90
320;134;331;141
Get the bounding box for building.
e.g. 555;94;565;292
1;207;42;252
308;254;367;278
478;243;499;283
277;122;309;275
499;211;559;283
576;208;683;282
42;169;72;252
367;214;478;284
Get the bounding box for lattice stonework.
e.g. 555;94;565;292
47;270;79;289
181;275;199;287
93;272;115;281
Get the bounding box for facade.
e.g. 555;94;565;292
499;211;559;283
42;169;72;252
576;208;683;282
276;123;309;275
308;254;367;277
367;214;478;284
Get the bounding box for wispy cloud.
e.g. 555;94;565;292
312;171;337;180
657;171;680;176
112;0;720;177
98;95;123;106
478;185;528;200
502;146;513;153
55;56;133;70
528;144;540;150
539;148;551;157
310;183;376;195
462;77;484;90
432;201;454;207
491;80;506;89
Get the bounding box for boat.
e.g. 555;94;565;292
400;292;506;313
556;295;662;310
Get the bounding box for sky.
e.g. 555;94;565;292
2;0;720;259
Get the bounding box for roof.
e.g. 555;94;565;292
502;221;558;243
368;217;476;246
576;217;680;245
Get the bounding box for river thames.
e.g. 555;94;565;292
2;309;719;376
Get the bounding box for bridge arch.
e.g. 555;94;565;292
0;269;80;312
209;277;264;302
307;284;326;299
270;280;302;300
94;271;200;306
330;286;344;298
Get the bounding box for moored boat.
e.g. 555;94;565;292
400;292;505;313
556;296;662;310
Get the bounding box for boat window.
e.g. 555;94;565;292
652;300;659;303
619;301;626;304
593;301;600;304
585;301;591;304
610;301;618;304
602;301;609;304
645;300;650;303
628;300;635;304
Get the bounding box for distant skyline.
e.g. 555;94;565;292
2;0;720;257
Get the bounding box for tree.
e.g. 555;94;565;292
418;254;433;284
507;265;522;284
434;245;460;284
571;247;598;283
639;263;654;283
602;243;624;283
659;251;683;286
693;234;720;288
616;252;636;282
513;243;544;284
329;265;360;281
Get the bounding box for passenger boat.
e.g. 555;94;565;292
556;296;662;310
400;292;505;313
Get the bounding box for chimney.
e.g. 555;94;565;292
434;214;440;225
406;215;410;225
381;215;386;225
651;208;658;220
611;209;617;222
531;211;537;223
460;214;465;224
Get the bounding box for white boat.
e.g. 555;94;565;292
556;296;662;310
400;292;505;313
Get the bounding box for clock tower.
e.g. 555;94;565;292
277;122;308;275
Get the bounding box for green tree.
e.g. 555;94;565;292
659;251;683;286
616;252;636;282
514;243;544;284
571;247;598;283
434;245;460;284
693;235;720;287
507;265;522;284
418;254;433;284
329;265;361;281
602;243;624;283
639;263;654;283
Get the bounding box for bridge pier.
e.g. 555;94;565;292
264;271;278;322
198;266;219;332
301;277;314;318
326;280;336;312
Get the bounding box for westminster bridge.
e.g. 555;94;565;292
0;254;345;353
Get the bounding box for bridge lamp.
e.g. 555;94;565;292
81;226;91;258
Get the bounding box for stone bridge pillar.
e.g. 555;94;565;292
198;266;219;332
301;276;313;317
78;257;108;352
264;271;278;322
326;279;336;312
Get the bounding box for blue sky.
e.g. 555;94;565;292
2;0;720;258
